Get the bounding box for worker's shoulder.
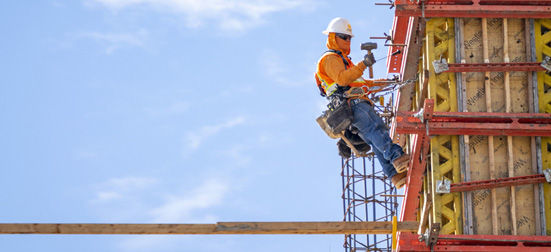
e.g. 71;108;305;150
320;52;343;62
322;50;341;57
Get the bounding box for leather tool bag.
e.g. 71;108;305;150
326;99;354;134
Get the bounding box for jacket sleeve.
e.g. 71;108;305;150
323;54;367;87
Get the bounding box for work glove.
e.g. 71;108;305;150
363;53;376;67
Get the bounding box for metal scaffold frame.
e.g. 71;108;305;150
341;100;400;252
342;155;398;251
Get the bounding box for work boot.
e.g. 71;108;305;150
337;139;351;159
393;154;411;174
391;172;407;189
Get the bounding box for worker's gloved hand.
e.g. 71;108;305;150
363;53;376;67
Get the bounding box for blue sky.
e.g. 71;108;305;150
0;1;397;251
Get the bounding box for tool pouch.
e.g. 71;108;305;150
326;100;354;134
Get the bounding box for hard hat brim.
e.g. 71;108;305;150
322;30;354;37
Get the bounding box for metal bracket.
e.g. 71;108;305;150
544;169;551;183
436;177;451;194
419;222;440;248
541;56;551;72
432;59;449;74
413;108;425;122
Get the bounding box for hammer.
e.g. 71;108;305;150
360;42;377;78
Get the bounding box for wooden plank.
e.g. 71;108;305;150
482;17;500;236
418;193;433;235
503;17;518;236
0;222;420;235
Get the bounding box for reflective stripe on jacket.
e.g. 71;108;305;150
316;51;370;97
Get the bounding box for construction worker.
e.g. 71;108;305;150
315;17;410;188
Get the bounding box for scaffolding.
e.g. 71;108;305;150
341;98;399;252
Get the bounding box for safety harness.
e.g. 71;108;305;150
315;50;372;100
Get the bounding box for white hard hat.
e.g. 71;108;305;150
322;17;354;37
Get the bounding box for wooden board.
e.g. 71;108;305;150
0;222;419;235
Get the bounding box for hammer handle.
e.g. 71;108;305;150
369;66;373;78
368;51;374;78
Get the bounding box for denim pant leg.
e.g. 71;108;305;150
363;137;397;179
350;100;404;178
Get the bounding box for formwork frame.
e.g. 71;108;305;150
535;18;551;236
387;0;551;251
424;17;462;235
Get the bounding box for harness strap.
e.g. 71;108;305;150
326;50;350;70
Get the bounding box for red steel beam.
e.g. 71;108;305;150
397;233;551;251
387;16;410;74
394;1;551;18
450;174;548;193
394;0;551;5
399;100;433;222
395;108;551;137
442;62;546;73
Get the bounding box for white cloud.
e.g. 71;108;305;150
78;29;149;54
89;176;234;251
87;0;315;32
185;116;247;150
149;178;230;222
91;176;158;204
90;176;232;220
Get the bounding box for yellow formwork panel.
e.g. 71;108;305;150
425;17;462;235
535;18;551;236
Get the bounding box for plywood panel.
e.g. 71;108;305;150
464;18;486;113
461;17;536;236
513;137;537;235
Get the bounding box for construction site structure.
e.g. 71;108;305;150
2;1;551;252
341;96;402;252
379;0;551;251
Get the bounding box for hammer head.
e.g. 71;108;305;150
360;42;377;51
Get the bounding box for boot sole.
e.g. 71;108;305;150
395;162;409;174
393;177;406;189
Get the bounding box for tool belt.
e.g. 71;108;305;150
324;96;354;134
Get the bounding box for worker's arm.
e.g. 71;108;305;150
323;54;367;87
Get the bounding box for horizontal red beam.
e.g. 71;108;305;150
442;62;546;73
398;233;551;251
395;111;551;137
395;0;551;5
450;174;547;193
395;3;551;18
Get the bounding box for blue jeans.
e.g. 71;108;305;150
350;99;404;179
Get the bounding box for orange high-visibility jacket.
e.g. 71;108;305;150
316;33;385;102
